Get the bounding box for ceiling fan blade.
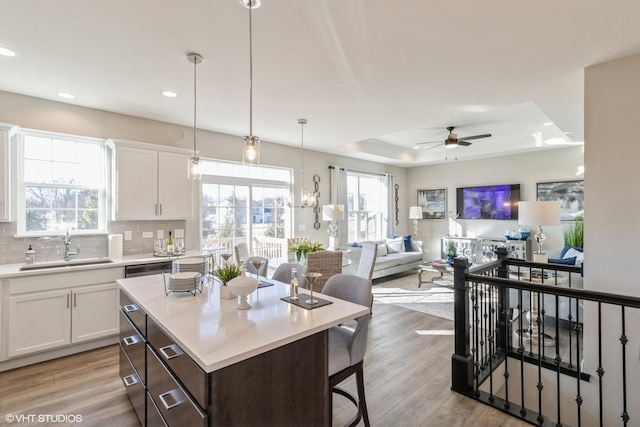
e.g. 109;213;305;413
424;142;444;151
414;139;443;146
457;140;472;146
458;133;492;141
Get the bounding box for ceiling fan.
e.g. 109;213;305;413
415;126;492;150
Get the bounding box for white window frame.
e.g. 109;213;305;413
16;129;108;237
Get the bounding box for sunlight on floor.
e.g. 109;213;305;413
415;329;455;335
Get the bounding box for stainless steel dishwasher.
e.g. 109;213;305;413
124;261;172;278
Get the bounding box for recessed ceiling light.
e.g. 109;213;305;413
162;91;177;98
0;46;16;57
543;122;553;126
57;92;75;99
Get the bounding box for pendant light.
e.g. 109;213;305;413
287;118;315;208
187;52;204;180
241;0;260;165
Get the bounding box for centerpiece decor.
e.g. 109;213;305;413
288;239;324;264
214;263;244;300
446;241;458;265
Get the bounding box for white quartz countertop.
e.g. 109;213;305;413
118;275;369;373
0;251;202;278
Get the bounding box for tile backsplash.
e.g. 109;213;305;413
0;220;186;265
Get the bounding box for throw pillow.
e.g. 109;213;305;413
563;247;584;264
385;236;405;253
377;244;388;257
549;257;577;265
392;234;413;252
560;244;583;258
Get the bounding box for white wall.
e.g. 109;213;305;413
580;52;640;424
0;90;410;252
407;147;584;260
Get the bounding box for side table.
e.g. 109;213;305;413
418;260;452;287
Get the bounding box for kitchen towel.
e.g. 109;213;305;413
108;234;123;259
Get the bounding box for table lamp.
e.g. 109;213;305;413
322;204;344;250
518;200;561;258
409;206;422;238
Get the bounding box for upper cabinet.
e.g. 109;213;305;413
0;123;16;222
107;139;193;220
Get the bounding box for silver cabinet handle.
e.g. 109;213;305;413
158;344;183;361
123;304;139;313
123;335;139;346
73;293;77;307
122;374;139;387
158;389;183;411
66;293;70;309
155;204;158;216
159;204;162;216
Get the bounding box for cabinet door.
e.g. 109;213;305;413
114;146;158;219
8;290;71;357
72;283;119;342
0;125;11;221
157;151;193;219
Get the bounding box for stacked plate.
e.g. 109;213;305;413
176;257;207;274
165;271;201;292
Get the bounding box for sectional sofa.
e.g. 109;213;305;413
345;236;424;280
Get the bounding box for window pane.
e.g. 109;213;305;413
26;187;54;208
25;210;48;231
51;189;77;209
78;209;99;229
24;160;52;183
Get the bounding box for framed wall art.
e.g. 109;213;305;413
417;188;446;219
536;179;584;221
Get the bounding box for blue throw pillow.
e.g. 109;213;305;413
549;256;576;265
560;244;583;258
392;234;413;252
351;241;362;247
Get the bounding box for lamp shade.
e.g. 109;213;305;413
518;201;561;226
322;204;345;221
409;206;422;220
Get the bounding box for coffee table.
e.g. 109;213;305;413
418;260;453;287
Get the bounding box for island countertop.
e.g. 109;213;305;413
118;275;369;373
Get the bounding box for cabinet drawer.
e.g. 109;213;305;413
147;391;168;427
119;348;145;426
119;310;145;383
120;290;146;337
146;345;207;427
147;316;208;409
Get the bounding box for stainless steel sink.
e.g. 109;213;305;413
19;257;115;271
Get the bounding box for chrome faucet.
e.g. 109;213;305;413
64;229;79;261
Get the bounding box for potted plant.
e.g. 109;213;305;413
563;216;584;248
289;239;324;263
445;241;458;265
214;262;244;299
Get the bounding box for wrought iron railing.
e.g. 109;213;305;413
451;248;640;426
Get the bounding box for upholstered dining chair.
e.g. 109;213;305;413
243;256;269;278
234;242;250;266
356;242;378;281
322;274;372;427
271;262;307;286
306;250;343;293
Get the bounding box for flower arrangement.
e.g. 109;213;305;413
214;262;243;285
289;239;324;261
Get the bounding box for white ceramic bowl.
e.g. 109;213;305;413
226;276;260;309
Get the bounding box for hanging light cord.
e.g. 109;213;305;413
300;120;305;187
248;1;253;137
193;55;198;158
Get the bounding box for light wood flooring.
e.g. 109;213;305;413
0;302;530;427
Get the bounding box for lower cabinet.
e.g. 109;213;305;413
8;283;119;358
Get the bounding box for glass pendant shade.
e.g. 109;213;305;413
189;156;201;180
242;136;260;164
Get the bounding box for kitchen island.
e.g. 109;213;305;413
118;274;369;426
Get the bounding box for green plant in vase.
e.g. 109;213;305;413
289;239;324;263
446;241;458;265
563;216;584;248
214;262;243;285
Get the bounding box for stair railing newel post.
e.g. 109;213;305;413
451;256;474;394
495;247;510;352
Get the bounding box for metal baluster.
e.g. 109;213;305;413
574;295;583;426
473;279;480;396
554;293;562;425
536;290;545;425
487;282;495;403
597;302;604;427
620;306;629;425
518;286;527;418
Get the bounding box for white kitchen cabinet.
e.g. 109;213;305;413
6;268;122;359
0;123;16;222
107;139;193;220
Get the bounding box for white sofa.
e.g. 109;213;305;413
345;239;423;280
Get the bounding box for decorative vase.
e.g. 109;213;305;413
219;284;236;300
446;255;456;265
226;276;260;310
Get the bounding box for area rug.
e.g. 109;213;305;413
372;270;454;320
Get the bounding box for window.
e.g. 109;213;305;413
18;131;106;235
199;159;292;260
346;172;388;242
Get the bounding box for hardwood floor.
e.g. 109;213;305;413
0;303;529;427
